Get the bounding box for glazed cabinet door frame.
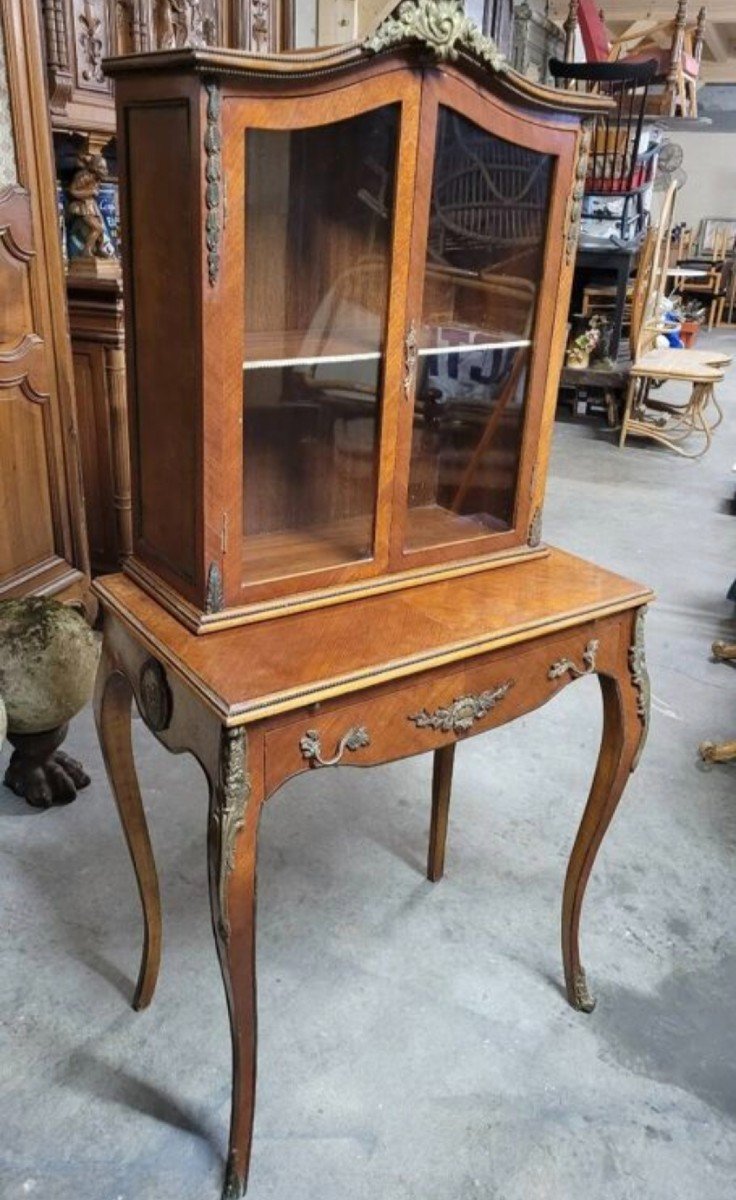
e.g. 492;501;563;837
217;63;579;611
218;66;423;610
389;68;578;572
109;41;602;633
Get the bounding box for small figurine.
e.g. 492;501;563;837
566;325;600;369
159;0;205;49
589;314;614;367
251;0;269;51
66;153;115;261
653;295;685;348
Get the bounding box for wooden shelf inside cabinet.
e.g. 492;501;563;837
242;514;374;583
105;5;610;633
243;329;380;368
240;504;513;588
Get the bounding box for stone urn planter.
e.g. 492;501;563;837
0;598;100;807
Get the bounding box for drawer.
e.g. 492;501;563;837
263;618;623;797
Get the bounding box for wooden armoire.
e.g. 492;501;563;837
42;1;287;575
0;0;90;609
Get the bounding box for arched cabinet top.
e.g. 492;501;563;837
110;0;611;632
104;0;610;119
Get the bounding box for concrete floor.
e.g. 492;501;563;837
3;334;736;1200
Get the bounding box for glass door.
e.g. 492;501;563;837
395;89;558;563
240;99;402;589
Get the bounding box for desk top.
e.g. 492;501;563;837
94;548;653;724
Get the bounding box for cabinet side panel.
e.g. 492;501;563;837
125;101;198;588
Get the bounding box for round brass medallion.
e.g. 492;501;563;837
139;658;172;733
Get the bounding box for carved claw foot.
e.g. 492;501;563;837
570;968;597;1013
3;724;91;808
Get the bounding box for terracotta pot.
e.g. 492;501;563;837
680;320;700;348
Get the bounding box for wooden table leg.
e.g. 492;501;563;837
428;743;455;882
618;375;638;449
561;608;649;1012
94;644;162;1011
206;726;264;1200
96;621;262;1198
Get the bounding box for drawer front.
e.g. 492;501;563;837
263;617;626;797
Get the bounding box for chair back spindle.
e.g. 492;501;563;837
550;59;658;248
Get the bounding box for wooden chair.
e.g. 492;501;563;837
619;183;732;457
564;0;706;118
704;228;731;260
672;229;734;330
668;224;694;266
549;59;658;247
673;256;730;329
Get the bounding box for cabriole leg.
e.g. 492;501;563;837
208;726;262;1199
562;610;649;1012
428;743;455;882
93;646;162;1011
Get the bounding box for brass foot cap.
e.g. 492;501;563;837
222;1157;246;1200
571;970;597;1013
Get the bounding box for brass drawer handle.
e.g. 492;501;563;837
300;725;370;767
408;681;514;734
548;639;599;681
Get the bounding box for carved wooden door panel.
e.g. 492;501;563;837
42;0;287;134
0;0;89;603
43;0;117;134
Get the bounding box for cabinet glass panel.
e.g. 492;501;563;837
405;106;552;553
242;105;399;584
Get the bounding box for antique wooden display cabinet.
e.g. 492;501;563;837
106;0;604;633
